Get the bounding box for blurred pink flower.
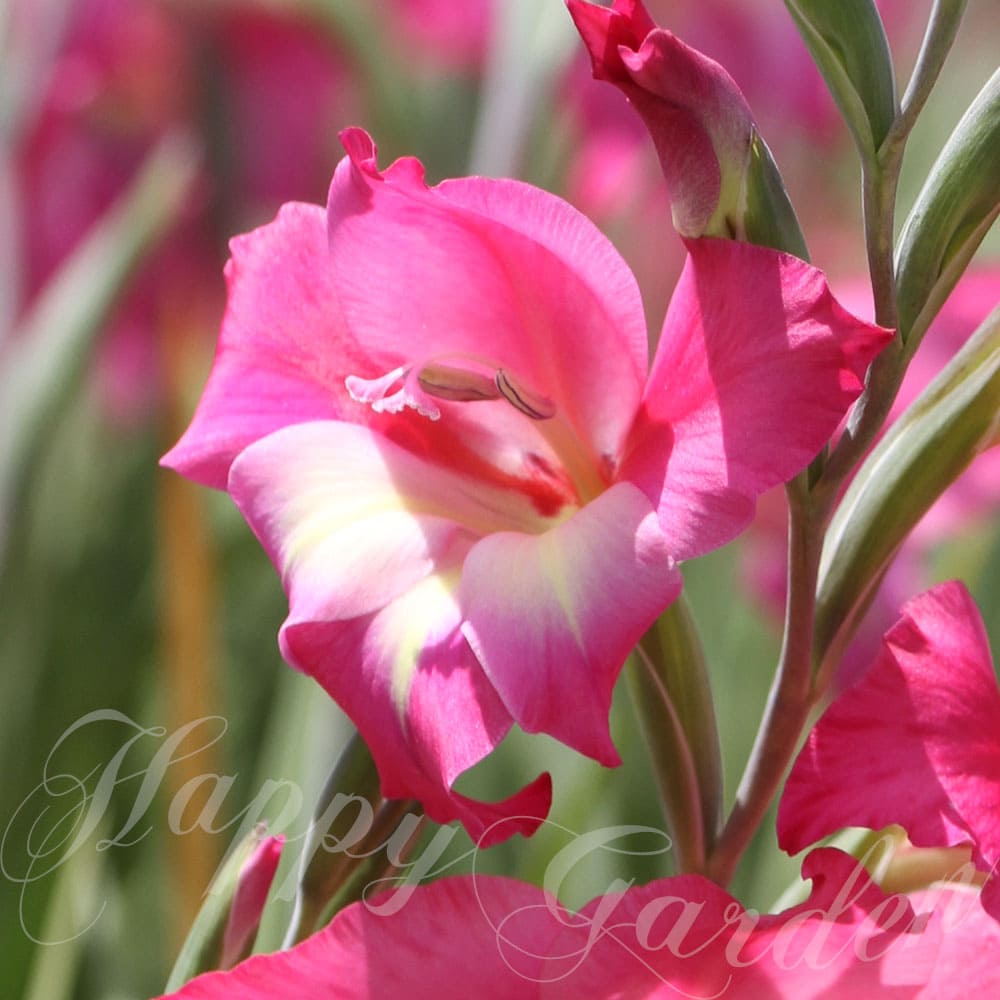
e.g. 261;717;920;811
159;848;999;997
164;127;887;842
380;0;495;72
10;0;356;423
780;581;1000;920
192;4;358;221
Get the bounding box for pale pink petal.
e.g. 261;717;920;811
227;421;558;623
161;203;353;488
329;128;648;470
228;421;552;842
624;238;891;560
459;482;681;765
779;582;1000;917
887;884;1000;998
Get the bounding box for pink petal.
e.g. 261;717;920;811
328;128;648;470
159;876;565;999
779;582;1000;916
459;482;681;765
227;421;556;623
161;202;352;488
282;606;550;847
160;858;1000;998
886;884;1000;998
228;421;553;842
624;238;891;560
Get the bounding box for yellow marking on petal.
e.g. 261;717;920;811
386;569;464;721
537;536;586;652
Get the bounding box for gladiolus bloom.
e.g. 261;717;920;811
163;128;888;843
158;850;1000;998
779;581;1000;919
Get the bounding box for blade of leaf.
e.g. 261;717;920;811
0;130;200;564
783;0;897;159
895;68;1000;349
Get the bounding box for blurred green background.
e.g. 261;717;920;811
1;1;997;997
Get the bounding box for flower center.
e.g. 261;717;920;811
346;355;606;508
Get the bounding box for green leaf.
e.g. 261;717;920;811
0;131;199;563
815;304;1000;670
895;68;1000;348
784;0;897;157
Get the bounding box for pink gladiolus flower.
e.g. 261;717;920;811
158;849;999;997
567;0;762;239
163;127;888;844
779;582;1000;919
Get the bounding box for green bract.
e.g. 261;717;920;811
896;69;1000;348
784;0;897;158
742;130;810;260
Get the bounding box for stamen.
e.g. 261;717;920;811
495;369;556;420
417;364;502;403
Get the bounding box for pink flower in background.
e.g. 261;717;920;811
159;849;1000;998
779;581;1000;920
164;124;888;842
193;4;358;221
382;0;495;71
8;0;355;423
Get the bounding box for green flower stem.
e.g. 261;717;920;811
896;0;969;138
627;640;707;875
287;732;381;941
818;1;969;493
814;305;1000;678
287;732;427;943
307;800;427;935
705;487;829;887
643;599;724;852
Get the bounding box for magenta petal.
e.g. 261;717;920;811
779;582;1000;915
159;876;566;999
625;238;891;560
327;128;648;464
459;482;681;765
161;202;352;488
160;862;1000;998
